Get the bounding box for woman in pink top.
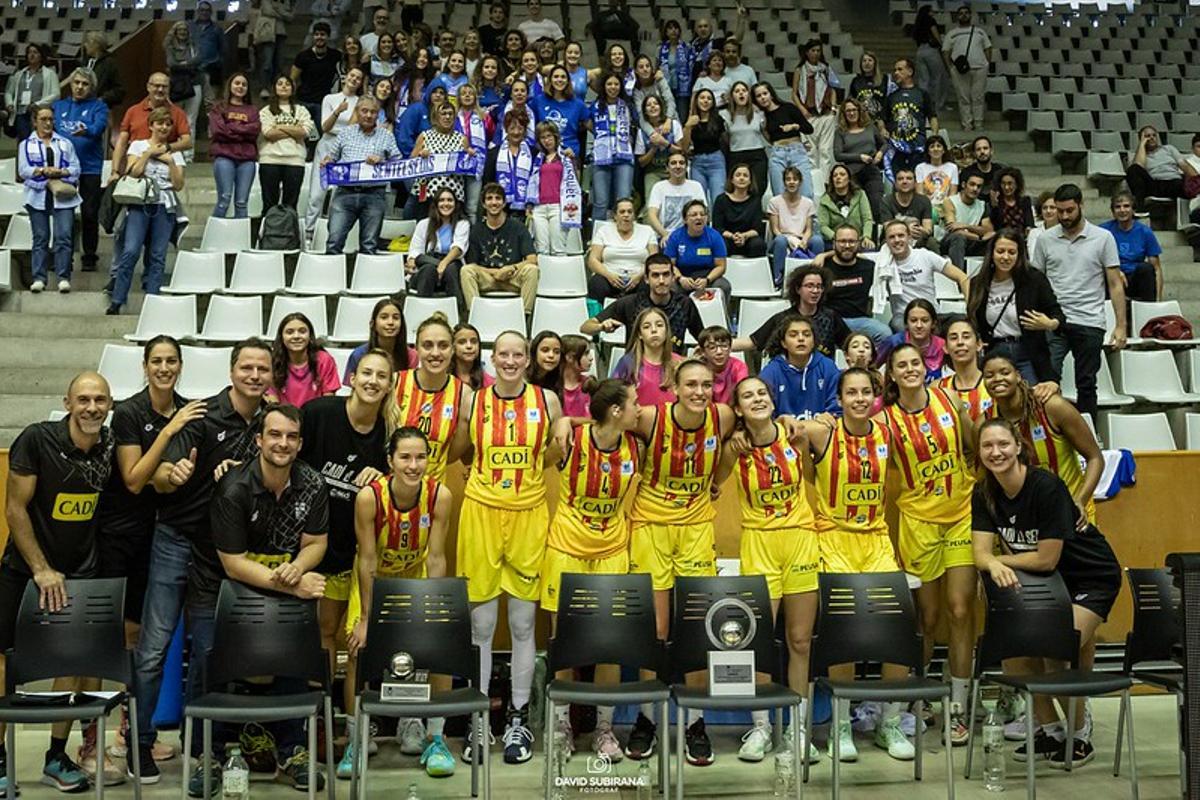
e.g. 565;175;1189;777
526;121;582;255
268;312;341;407
767;165;820;287
558;335;596;419
611;306;682;406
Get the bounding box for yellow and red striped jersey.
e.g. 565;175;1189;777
813;419;890;534
735;421;815;531
465;383;550;508
368;475;440;577
548;424;640;558
387;371;465;481
630;402;722;525
937;372;993;422
883;387;971;522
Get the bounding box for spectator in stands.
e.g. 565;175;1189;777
632;54;676;122
590;72;637;228
1031;183;1126;419
518;0;565;47
736;264;849;358
589;45;636;98
881;166;935;250
367;33;403;88
941;172;994;267
335;36;364;86
848;51;894;122
834;98;886;219
960;135;1005;200
474;55;507;112
683;88;727;204
692;14;747;77
82;32;124;111
461;182;540;314
814;224;891;344
721;38;756;88
359;6;392;59
636;96;683;199
164;22;203;159
752;81;814;198
428;50;471;102
407;187;469;303
880;218;968;330
581;252;704;353
526;122;583;256
535;66;587;159
19;103;79;295
659;19;695;116
411;101;468;214
304;67;362;239
907;4;949;113
712;163;766;258
646;151;706;244
942;4;991;132
967;229;1064;384
1026;189;1056;260
767;165;820;286
208;73;261;219
791;39;840;174
1100;191;1163;304
477;2;509;57
322;96;397;255
698;325;747;405
593;0;640;60
500;31;527;76
724;82;768;197
462;29;483;76
107;107;185;316
258;76;316;211
988;166;1034;234
915;134;956;227
396;48;437;114
587;197;658;301
691;52;731;112
267;313;341;406
483;109;534;209
1126;124;1196;209
818;164;875;249
291;23;341;127
308;0;349;44
454;84;488;220
54;69;106;275
882;58;936;178
560;41;589;98
664;199;732;300
395;85;448;176
3;44;61;143
111;73;192;179
189;1;225;103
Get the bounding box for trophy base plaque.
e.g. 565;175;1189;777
380;670;431;703
708;651;756;696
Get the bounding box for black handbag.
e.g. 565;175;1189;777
169;67;196;102
953;26;976;74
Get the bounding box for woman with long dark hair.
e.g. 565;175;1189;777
752;81;814;198
847;51;894;121
589;72;636;227
395;47;436;113
258;75;315;210
724;81;768;198
834;99;886;220
817;164;875;248
988;166;1035;234
966;230;1064;384
658;18;694;116
268;312;341;407
407;187;469;301
208;72;261;218
682;87;726;205
341;296;416;383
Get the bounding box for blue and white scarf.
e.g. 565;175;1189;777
658;41;694;96
495;141;534;211
321;151;480;188
454;110;488;179
620;68;636;97
526;148;582;229
22;134;75;186
493;101;537;148
591;100;634;166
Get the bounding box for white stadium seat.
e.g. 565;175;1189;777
726;256;777;298
164;251;226;294
348;253;405;295
199;217;252;254
330;296;387;345
176;346;232;400
1059;353;1133;407
1129;300;1200;345
289;253;348;295
2;214;31;250
199;295;264;342
1186;412;1200;451
469;296;526;343
402;296;459;342
267;296;328;340
1111;350;1200;404
536;255;588;297
125;295;197;343
227;251;286;295
736;299;790;339
1106;412;1177;452
530;297;589;337
98;344;146;401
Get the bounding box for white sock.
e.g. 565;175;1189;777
597;707;614;727
950;677;970;708
507;597;538;710
836;699;851;725
427;718;446;738
751;710;770;728
882;702;903;723
640;703;656;721
686;709;703;725
469;599;499;696
1043;720;1066;741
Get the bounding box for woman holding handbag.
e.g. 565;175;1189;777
108;108;185;315
19;104;80;294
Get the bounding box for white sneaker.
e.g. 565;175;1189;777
30;280;44;293
737;723;774;762
1004;714;1028;742
828;719;858;762
783;724;820;764
57;279;70;293
874;717;915;761
396;718;426;755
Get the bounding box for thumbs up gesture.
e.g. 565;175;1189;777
169;447;198;486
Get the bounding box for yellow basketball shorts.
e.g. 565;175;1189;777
457;497;549;603
741;527;820;599
629;520;715;591
322;569;354;603
818;528;901;574
539;547;630;612
897;513;975;583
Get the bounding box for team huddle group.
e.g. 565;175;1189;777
0;271;1124;792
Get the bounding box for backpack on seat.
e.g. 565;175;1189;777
257;204;302;251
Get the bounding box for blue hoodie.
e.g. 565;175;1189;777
394;101;432;156
758;352;842;419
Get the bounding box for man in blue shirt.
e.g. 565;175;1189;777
1099;191;1162;303
664;199;732;303
53;68;107;272
189;1;225;99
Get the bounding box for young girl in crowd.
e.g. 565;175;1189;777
697;325;747;405
877;298;947;383
529;331;563;391
473;55;506;111
842;331;884;415
452;321;493;389
342;297;416;384
636;95;683;200
268;312;341;407
612;306;681;406
562;41;590;98
915;135;957;229
558;335;595;419
938;319;992;421
757;313;840;419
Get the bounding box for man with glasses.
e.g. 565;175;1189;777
110;73;191;178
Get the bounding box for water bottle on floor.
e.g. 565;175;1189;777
773;748;795;797
983;708;1005;792
550;729;568;800
636;759;652;800
404;781;420;800
221;747;249;799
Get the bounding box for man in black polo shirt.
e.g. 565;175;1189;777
138;339;270;793
813;224;891;345
207;405;329;792
0;372;114;793
290;22;342;127
580;253;704;354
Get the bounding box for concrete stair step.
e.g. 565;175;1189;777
0;311;138;338
0;290;147;315
0;366;96;395
0;395;65;428
0;338;114;367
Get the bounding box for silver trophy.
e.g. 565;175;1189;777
380;651;430;703
705;598;758;696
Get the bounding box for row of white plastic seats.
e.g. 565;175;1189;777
1060;348;1200;408
1003;88;1200;116
1102;410;1200;452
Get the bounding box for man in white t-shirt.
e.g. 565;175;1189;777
721;39;756;88
882;219;969;330
517;0;564;46
359;6;391;59
646;152;706;245
941;4;991;131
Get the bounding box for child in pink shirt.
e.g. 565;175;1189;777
698;325;749;405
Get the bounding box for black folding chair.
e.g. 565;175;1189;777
544;573;670;799
180;581;334;800
668;575;801;800
806;571;954;800
0;577;142;800
1113;567;1182;796
964;570;1137;800
350;577;490;799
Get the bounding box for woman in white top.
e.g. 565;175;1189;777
258;75;317;210
407;187;470;302
368;32;402;87
722;81;768;198
304;66;363;238
634;94;683;201
1025;190;1056;262
767;165;819;287
914;134;957;229
691;51;732;111
586;197;659;301
3;44;61;142
19;104;80;294
108;107;185;315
